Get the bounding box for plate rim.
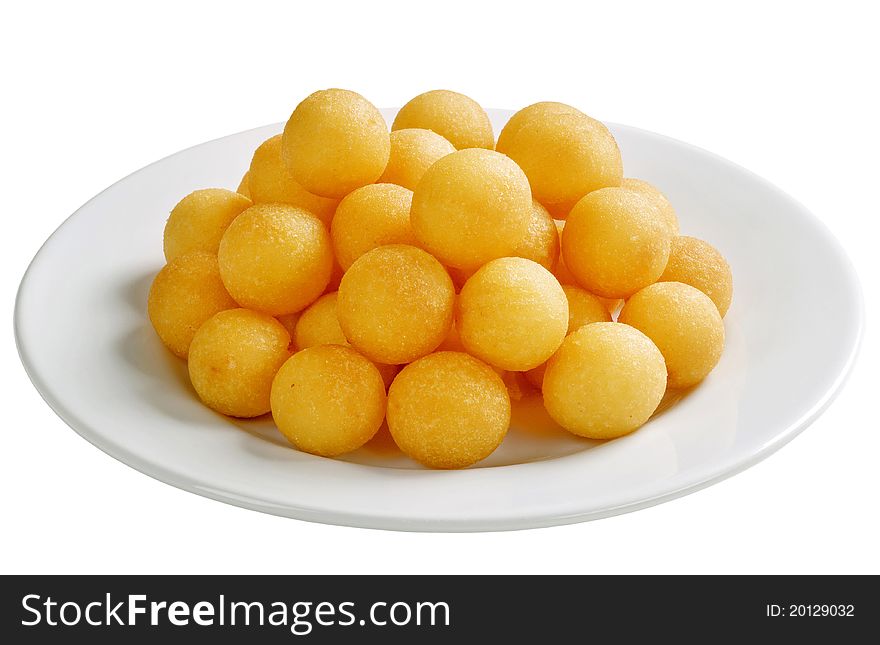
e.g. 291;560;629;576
14;115;866;532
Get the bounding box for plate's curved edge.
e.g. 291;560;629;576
13;121;283;316
13;114;866;532
9;332;863;532
610;121;866;306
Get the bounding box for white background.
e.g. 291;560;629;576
2;1;877;574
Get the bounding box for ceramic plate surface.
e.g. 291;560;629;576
15;109;863;531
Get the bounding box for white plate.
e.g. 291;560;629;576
15;109;863;531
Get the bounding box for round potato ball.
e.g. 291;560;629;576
294;292;347;349
410;148;532;271
330;183;416;270
543;322;667;438
619;281;725;389
659;236;733;316
562;187;673;298
248;134;339;226
147;251;238;358
293;292;398;389
163;188;252;261
495;101;582;155
218;203;333;316
457;257;568;371
387;352;510;469
378;128;456;190
621;177;679;236
392;90;494;150
271;345;386;456
524;284;612;389
281;88;390;198
337;244;455;364
188;309;291;418
237;172;250;198
449;208;562;290
499;108;622;208
552;220;623;313
511;200;560;271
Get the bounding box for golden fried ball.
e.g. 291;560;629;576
386;352;510;468
392;90;494;150
410;148;531;271
498;108;622;208
281;89;390;198
552;221;622;312
619;281;725;389
621;177;679;236
330;183;416;270
293;291;398;388
447;200;559;286
293;292;347;349
337;244;454;364
659;236;733;316
237;172;250;198
147;251;237;358
563;284;613;330
218;204;333;316
188;309;291;417
247;134;339;226
562;187;673;298
543;322;667;438
270;345;386;456
163;189;252;261
378;128;456;190
495;101;582;154
457;257;568;371
512;200;560;270
523;284;612;389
